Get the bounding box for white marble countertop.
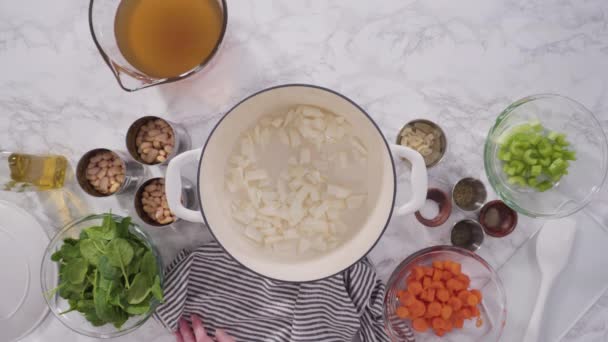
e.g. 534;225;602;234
1;0;608;341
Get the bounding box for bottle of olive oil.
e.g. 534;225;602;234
4;153;67;191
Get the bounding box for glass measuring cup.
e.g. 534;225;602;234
88;0;228;92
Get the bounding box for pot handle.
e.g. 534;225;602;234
165;148;204;223
389;143;428;216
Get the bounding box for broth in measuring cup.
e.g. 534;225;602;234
114;0;223;79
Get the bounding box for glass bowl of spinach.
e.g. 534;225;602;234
40;213;164;338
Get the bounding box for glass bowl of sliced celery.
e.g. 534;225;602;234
484;94;608;218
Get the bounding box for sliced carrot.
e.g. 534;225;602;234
422;277;432;289
441;305;453;320
467;294;480;306
410;300;426;318
430;280;445;289
476;318;483;328
428;288;437;302
453;316;465;329
399;290;416;306
456;274;471;288
436;288;450;303
408;281;423;296
444;318;454;332
412;318;429;332
447;297;463;311
432;260;444;270
461;308;472;319
457;290;470;303
402;260;485;337
412;266;425;281
432;269;442;282
470;305;480;317
396;306;410;319
427;302;442;317
446;278;464;291
448;261;462;275
471;289;483;302
431;317;446;330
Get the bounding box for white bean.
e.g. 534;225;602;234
147;129;161;137
87;167;100;175
99;177;109;191
97;168;107;179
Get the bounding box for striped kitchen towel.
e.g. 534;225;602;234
154;242;393;342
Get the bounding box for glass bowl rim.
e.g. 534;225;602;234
483;93;608;218
40;213;164;338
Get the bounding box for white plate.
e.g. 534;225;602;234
0;201;50;342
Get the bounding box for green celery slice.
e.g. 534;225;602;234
523;150;539;165
509;160;525;174
563;150;577;161
537;139;552;157
530;165;542;176
498;150;512;161
536;181;553;192
508;176;527;187
528;177;539;187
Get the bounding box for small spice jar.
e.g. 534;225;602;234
126;116;191;165
76;148;143;197
396;119;447;168
451;219;485;251
415;188;452;227
479;200;518;237
452;178;487;211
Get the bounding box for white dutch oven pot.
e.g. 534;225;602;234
166;84;427;282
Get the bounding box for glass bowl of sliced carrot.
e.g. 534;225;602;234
384;246;506;342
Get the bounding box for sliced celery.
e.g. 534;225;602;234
523;150;539;165
508;176;527;187
497;121;575;192
536;181;553;192
530;165;542;177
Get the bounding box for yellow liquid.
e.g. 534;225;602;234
114;0;223;79
8;154;67;190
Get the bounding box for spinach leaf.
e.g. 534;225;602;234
113;312;129;329
126;256;142;276
64;258;88;284
79;230;89;240
94;271;123;323
126;273;152;304
85;213;119;241
61;243;82;261
106;238;134;288
51;250;63;262
80;239;105;266
151;275;164;302
125;302;150;315
106;238;134;268
140;251;158;279
116;217;131;238
98;255;121;280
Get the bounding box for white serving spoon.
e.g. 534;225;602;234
523;218;577;342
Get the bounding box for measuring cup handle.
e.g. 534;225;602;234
165;148;204;223
389;144;428;216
